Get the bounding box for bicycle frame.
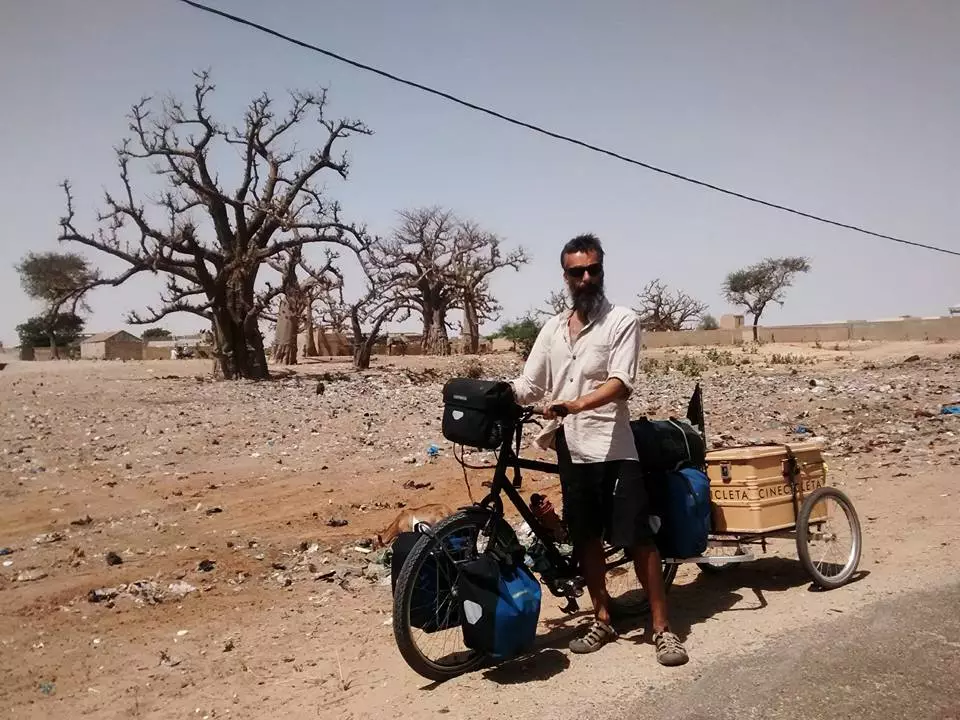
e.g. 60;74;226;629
461;410;644;607
474;417;575;578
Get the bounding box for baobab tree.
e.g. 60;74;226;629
265;247;339;365
314;247;410;370
452;221;528;354
376;207;525;355
633;279;708;332
57;71;370;379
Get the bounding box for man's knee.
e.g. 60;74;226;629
630;542;662;561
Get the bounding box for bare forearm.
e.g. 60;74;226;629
570;378;628;414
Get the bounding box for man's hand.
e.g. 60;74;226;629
543;399;583;420
542;378;628;420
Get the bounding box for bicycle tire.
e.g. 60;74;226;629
392;507;506;682
796;486;862;590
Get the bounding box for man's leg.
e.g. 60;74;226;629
556;431;618;653
610;461;689;666
568;535;619;653
579;537;613;627
632;544;669;633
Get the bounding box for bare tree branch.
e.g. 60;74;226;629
57;72;371;379
633;279;708;332
537;289;569;318
722;256;811;341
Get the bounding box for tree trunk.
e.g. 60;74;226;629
463;299;480;355
420;300;433;353
210;274;269;380
354;341;373;370
211;313;268;379
48;329;60;360
271;295;299;365
350;306;373;370
303;312;318;357
752;315;760;343
423;306;450;355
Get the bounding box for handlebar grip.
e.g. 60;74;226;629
549;404;570;418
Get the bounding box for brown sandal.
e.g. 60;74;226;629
653;630;689;666
569;620;618;654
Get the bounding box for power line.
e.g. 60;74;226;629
176;0;959;259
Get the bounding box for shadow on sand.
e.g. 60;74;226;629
476;555;870;685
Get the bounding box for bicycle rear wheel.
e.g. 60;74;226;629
392;507;516;682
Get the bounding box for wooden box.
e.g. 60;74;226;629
704;442;828;534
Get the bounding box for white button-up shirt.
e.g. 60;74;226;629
510;298;641;464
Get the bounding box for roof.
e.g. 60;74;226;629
82;330;141;344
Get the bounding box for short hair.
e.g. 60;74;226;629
561;233;604;268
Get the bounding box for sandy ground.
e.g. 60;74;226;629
1;341;958;719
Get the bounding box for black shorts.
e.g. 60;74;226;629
556;429;654;549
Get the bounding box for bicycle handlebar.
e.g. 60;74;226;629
522;404;570;419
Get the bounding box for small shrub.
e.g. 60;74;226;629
641;357;664;375
769;352;812;365
703;348;736;366
674;354;707;377
461;357;483;379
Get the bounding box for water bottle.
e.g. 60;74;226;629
530;493;567;542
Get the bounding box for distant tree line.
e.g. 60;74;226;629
492;257;811;349
16;71;811;376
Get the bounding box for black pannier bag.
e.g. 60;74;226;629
630;416;706;475
390;530;465;633
441;378;516;450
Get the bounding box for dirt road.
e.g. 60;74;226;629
608;582;960;720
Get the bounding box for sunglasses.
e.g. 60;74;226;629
564;262;603;279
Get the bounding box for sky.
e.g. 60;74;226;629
1;0;958;346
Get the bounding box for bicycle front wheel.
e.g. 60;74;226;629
392;507;517;682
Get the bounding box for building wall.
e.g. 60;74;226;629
640;316;960;349
309;329;352;356
105;341;144;360
81;341;107;360
719;314;744;329
849;317;960;342
143;345;176;360
756;323;851;344
642;329;743;348
81;340;143;360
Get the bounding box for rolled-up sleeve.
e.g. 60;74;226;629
606;313;640;397
510;320;553;405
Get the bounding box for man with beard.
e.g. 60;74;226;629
510;234;688;666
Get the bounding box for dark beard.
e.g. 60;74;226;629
571;281;604;318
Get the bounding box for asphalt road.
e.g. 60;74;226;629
620;582;960;720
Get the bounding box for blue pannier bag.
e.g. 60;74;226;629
457;554;542;659
655;467;712;559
